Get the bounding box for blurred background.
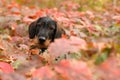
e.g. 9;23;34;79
4;0;120;11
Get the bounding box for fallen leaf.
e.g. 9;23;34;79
96;57;120;80
55;59;93;80
48;36;87;58
32;66;56;80
29;48;40;55
0;62;14;73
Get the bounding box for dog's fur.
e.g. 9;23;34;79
29;16;65;52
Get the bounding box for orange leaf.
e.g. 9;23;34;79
29;49;39;55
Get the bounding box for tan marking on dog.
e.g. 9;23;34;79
33;37;51;49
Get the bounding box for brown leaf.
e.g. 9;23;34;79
0;72;26;80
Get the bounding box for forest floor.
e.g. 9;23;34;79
0;0;120;80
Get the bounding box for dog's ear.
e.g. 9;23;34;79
28;17;46;39
29;21;37;39
55;27;65;38
52;22;65;41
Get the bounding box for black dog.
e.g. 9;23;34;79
29;16;65;52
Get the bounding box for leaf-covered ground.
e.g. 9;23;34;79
0;0;120;80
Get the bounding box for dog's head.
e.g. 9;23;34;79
29;17;65;49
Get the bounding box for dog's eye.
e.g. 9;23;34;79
49;26;55;30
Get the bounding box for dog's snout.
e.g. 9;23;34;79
39;36;46;43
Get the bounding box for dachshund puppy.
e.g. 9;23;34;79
29;17;65;52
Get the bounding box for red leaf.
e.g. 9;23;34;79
116;19;120;24
97;57;120;80
32;66;56;80
48;36;87;58
48;38;72;58
69;36;87;50
0;62;14;73
55;60;93;80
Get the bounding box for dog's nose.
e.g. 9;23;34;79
39;36;46;43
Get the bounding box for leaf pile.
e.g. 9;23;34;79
0;0;120;80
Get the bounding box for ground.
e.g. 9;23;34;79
0;0;120;80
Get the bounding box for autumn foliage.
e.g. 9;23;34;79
0;0;120;80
